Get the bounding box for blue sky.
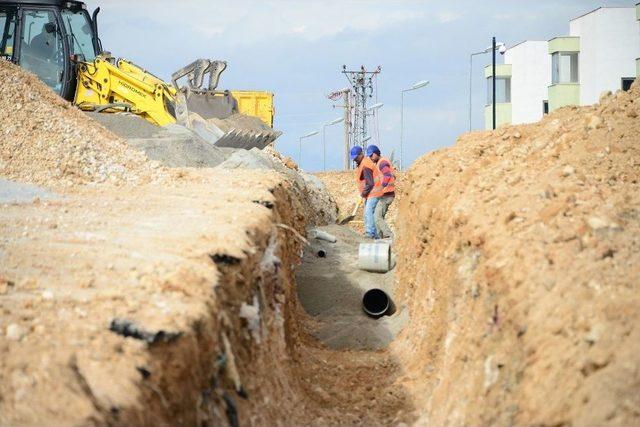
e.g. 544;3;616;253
85;0;633;171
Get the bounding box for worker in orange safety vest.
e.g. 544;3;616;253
351;145;379;239
367;144;396;239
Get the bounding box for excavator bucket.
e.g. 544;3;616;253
172;59;281;150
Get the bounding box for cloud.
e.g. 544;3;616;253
291;25;307;34
89;0;426;46
437;11;463;24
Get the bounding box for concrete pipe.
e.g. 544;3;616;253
358;242;391;272
310;229;337;243
362;288;391;318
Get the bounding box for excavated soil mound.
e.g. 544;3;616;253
0;61;158;188
394;85;640;425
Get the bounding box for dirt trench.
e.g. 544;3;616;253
0;167;414;426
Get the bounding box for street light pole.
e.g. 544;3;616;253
469;51;487;131
400;80;429;171
322;117;343;171
492;36;497;130
400;90;404;170
298;130;319;169
468;41;506;132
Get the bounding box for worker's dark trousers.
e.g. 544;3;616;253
374;195;394;238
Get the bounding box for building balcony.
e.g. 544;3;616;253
548;83;580;111
484;103;512;129
548;36;580;54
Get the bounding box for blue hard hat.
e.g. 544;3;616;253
350;145;363;160
366;145;381;157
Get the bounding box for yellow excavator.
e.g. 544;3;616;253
0;0;279;148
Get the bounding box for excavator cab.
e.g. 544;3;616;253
0;0;100;100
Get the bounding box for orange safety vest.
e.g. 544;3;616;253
355;157;376;198
370;156;396;198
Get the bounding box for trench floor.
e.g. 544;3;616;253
296;224;407;350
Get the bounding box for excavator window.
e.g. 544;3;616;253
61;9;96;61
18;9;65;93
0;7;17;60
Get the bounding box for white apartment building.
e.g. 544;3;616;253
483;41;551;128
485;4;640;129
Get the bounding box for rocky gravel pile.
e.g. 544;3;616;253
0;61;160;188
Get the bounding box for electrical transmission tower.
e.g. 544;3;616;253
328;65;381;169
343;65;381;149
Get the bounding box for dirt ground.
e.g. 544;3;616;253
0;62;411;426
393;85;640;426
2;50;640;427
0;169;413;426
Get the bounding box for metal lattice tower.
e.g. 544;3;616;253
342;65;381;150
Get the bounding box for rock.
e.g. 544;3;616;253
586;115;603;130
587;216;621;231
598;90;612;104
562;165;575;177
6;323;26;341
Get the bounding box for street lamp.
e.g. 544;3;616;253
469;41;505;131
322;117;344;171
298;130;319;169
400;80;430;170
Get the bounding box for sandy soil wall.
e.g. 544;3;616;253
393;86;640;426
0;170;318;426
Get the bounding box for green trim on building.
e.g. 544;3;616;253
636;2;640;20
484;103;512;130
548;37;580;53
484;64;512;78
548;84;580;111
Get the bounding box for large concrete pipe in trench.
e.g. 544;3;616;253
358;242;391;272
362;288;392;318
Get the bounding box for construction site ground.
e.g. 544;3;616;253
1;60;640;426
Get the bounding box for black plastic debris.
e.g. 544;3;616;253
136;366;151;379
237;386;249;399
252;200;274;209
222;392;239;427
109;318;181;344
209;253;241;266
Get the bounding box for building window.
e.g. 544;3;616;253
552;52;579;84
621;77;635;91
486;77;511;104
543;100;549;115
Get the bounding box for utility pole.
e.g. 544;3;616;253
328;88;352;170
492;36;497;130
341;65;381;160
343;91;351;170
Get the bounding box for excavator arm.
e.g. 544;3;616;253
74;54;179;126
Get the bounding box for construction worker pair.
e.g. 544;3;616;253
351;145;396;239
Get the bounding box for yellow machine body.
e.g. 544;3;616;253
230;90;275;128
74;54;179;126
